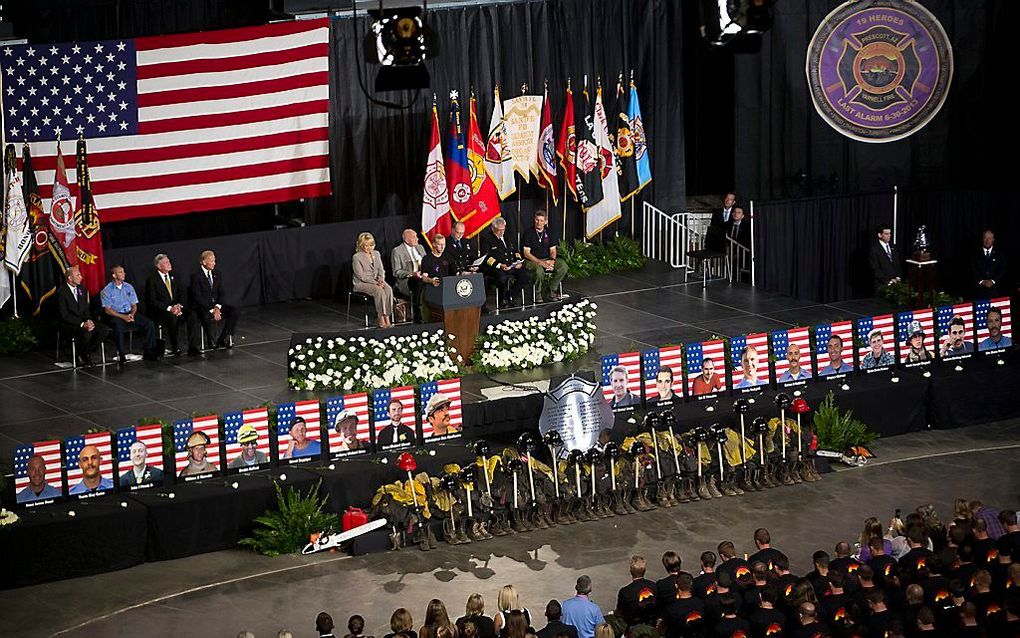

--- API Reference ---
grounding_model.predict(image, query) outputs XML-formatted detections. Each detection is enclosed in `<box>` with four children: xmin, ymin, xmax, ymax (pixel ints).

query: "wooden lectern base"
<box><xmin>428</xmin><ymin>304</ymin><xmax>482</xmax><ymax>363</ymax></box>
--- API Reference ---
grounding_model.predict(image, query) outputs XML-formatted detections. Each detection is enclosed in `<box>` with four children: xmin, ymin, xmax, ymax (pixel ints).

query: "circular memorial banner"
<box><xmin>806</xmin><ymin>0</ymin><xmax>953</xmax><ymax>143</ymax></box>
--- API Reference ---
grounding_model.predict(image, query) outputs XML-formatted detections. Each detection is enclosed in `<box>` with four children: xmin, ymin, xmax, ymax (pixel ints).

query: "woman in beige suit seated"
<box><xmin>353</xmin><ymin>232</ymin><xmax>395</xmax><ymax>328</ymax></box>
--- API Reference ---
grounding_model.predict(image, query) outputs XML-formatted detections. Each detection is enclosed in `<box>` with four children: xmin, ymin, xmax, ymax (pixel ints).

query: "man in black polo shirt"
<box><xmin>716</xmin><ymin>541</ymin><xmax>751</xmax><ymax>590</ymax></box>
<box><xmin>748</xmin><ymin>528</ymin><xmax>784</xmax><ymax>573</ymax></box>
<box><xmin>657</xmin><ymin>551</ymin><xmax>689</xmax><ymax>610</ymax></box>
<box><xmin>663</xmin><ymin>573</ymin><xmax>705</xmax><ymax>638</ymax></box>
<box><xmin>521</xmin><ymin>210</ymin><xmax>567</xmax><ymax>302</ymax></box>
<box><xmin>617</xmin><ymin>555</ymin><xmax>659</xmax><ymax>628</ymax></box>
<box><xmin>748</xmin><ymin>585</ymin><xmax>785</xmax><ymax>638</ymax></box>
<box><xmin>537</xmin><ymin>600</ymin><xmax>578</xmax><ymax>638</ymax></box>
<box><xmin>899</xmin><ymin>527</ymin><xmax>936</xmax><ymax>585</ymax></box>
<box><xmin>694</xmin><ymin>552</ymin><xmax>719</xmax><ymax>599</ymax></box>
<box><xmin>711</xmin><ymin>593</ymin><xmax>750</xmax><ymax>638</ymax></box>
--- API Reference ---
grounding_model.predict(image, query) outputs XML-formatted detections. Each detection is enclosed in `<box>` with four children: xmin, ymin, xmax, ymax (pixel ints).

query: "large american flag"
<box><xmin>856</xmin><ymin>314</ymin><xmax>895</xmax><ymax>363</ymax></box>
<box><xmin>600</xmin><ymin>352</ymin><xmax>642</xmax><ymax>403</ymax></box>
<box><xmin>372</xmin><ymin>386</ymin><xmax>416</xmax><ymax>439</ymax></box>
<box><xmin>936</xmin><ymin>302</ymin><xmax>974</xmax><ymax>356</ymax></box>
<box><xmin>420</xmin><ymin>378</ymin><xmax>463</xmax><ymax>438</ymax></box>
<box><xmin>815</xmin><ymin>320</ymin><xmax>854</xmax><ymax>372</ymax></box>
<box><xmin>223</xmin><ymin>408</ymin><xmax>271</xmax><ymax>466</ymax></box>
<box><xmin>730</xmin><ymin>332</ymin><xmax>769</xmax><ymax>386</ymax></box>
<box><xmin>3</xmin><ymin>19</ymin><xmax>331</xmax><ymax>222</ymax></box>
<box><xmin>685</xmin><ymin>340</ymin><xmax>726</xmax><ymax>395</ymax></box>
<box><xmin>13</xmin><ymin>440</ymin><xmax>62</xmax><ymax>498</ymax></box>
<box><xmin>325</xmin><ymin>392</ymin><xmax>371</xmax><ymax>456</ymax></box>
<box><xmin>976</xmin><ymin>297</ymin><xmax>1012</xmax><ymax>349</ymax></box>
<box><xmin>642</xmin><ymin>345</ymin><xmax>685</xmax><ymax>401</ymax></box>
<box><xmin>116</xmin><ymin>423</ymin><xmax>164</xmax><ymax>475</ymax></box>
<box><xmin>173</xmin><ymin>415</ymin><xmax>220</xmax><ymax>475</ymax></box>
<box><xmin>64</xmin><ymin>431</ymin><xmax>114</xmax><ymax>490</ymax></box>
<box><xmin>772</xmin><ymin>326</ymin><xmax>812</xmax><ymax>380</ymax></box>
<box><xmin>896</xmin><ymin>309</ymin><xmax>934</xmax><ymax>364</ymax></box>
<box><xmin>276</xmin><ymin>399</ymin><xmax>322</xmax><ymax>460</ymax></box>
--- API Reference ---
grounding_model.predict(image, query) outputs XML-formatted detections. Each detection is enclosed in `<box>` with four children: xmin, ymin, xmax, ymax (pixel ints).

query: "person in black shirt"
<box><xmin>997</xmin><ymin>510</ymin><xmax>1020</xmax><ymax>561</ymax></box>
<box><xmin>617</xmin><ymin>555</ymin><xmax>659</xmax><ymax>628</ymax></box>
<box><xmin>421</xmin><ymin>234</ymin><xmax>454</xmax><ymax>284</ymax></box>
<box><xmin>657</xmin><ymin>551</ymin><xmax>690</xmax><ymax>611</ymax></box>
<box><xmin>748</xmin><ymin>586</ymin><xmax>786</xmax><ymax>638</ymax></box>
<box><xmin>717</xmin><ymin>541</ymin><xmax>752</xmax><ymax>590</ymax></box>
<box><xmin>819</xmin><ymin>571</ymin><xmax>854</xmax><ymax>632</ymax></box>
<box><xmin>457</xmin><ymin>594</ymin><xmax>497</xmax><ymax>638</ymax></box>
<box><xmin>828</xmin><ymin>542</ymin><xmax>861</xmax><ymax>580</ymax></box>
<box><xmin>864</xmin><ymin>589</ymin><xmax>895</xmax><ymax>638</ymax></box>
<box><xmin>480</xmin><ymin>217</ymin><xmax>533</xmax><ymax>308</ymax></box>
<box><xmin>446</xmin><ymin>221</ymin><xmax>480</xmax><ymax>274</ymax></box>
<box><xmin>713</xmin><ymin>594</ymin><xmax>751</xmax><ymax>638</ymax></box>
<box><xmin>535</xmin><ymin>600</ymin><xmax>576</xmax><ymax>638</ymax></box>
<box><xmin>805</xmin><ymin>551</ymin><xmax>831</xmax><ymax>601</ymax></box>
<box><xmin>771</xmin><ymin>553</ymin><xmax>799</xmax><ymax>614</ymax></box>
<box><xmin>663</xmin><ymin>573</ymin><xmax>706</xmax><ymax>638</ymax></box>
<box><xmin>748</xmin><ymin>529</ymin><xmax>784</xmax><ymax>574</ymax></box>
<box><xmin>914</xmin><ymin>606</ymin><xmax>943</xmax><ymax>637</ymax></box>
<box><xmin>695</xmin><ymin>552</ymin><xmax>720</xmax><ymax>599</ymax></box>
<box><xmin>867</xmin><ymin>536</ymin><xmax>900</xmax><ymax>588</ymax></box>
<box><xmin>704</xmin><ymin>571</ymin><xmax>740</xmax><ymax>627</ymax></box>
<box><xmin>790</xmin><ymin>603</ymin><xmax>830</xmax><ymax>638</ymax></box>
<box><xmin>521</xmin><ymin>210</ymin><xmax>567</xmax><ymax>302</ymax></box>
<box><xmin>900</xmin><ymin>527</ymin><xmax>937</xmax><ymax>585</ymax></box>
<box><xmin>970</xmin><ymin>518</ymin><xmax>998</xmax><ymax>566</ymax></box>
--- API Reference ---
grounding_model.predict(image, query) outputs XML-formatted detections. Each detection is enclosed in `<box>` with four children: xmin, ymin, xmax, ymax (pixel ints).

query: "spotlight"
<box><xmin>363</xmin><ymin>6</ymin><xmax>439</xmax><ymax>91</ymax></box>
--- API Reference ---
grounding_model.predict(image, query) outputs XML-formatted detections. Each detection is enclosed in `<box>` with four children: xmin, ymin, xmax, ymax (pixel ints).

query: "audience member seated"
<box><xmin>385</xmin><ymin>608</ymin><xmax>416</xmax><ymax>638</ymax></box>
<box><xmin>420</xmin><ymin>599</ymin><xmax>458</xmax><ymax>638</ymax></box>
<box><xmin>447</xmin><ymin>221</ymin><xmax>480</xmax><ymax>274</ymax></box>
<box><xmin>494</xmin><ymin>585</ymin><xmax>532</xmax><ymax>637</ymax></box>
<box><xmin>616</xmin><ymin>555</ymin><xmax>658</xmax><ymax>628</ymax></box>
<box><xmin>101</xmin><ymin>264</ymin><xmax>159</xmax><ymax>365</ymax></box>
<box><xmin>56</xmin><ymin>265</ymin><xmax>110</xmax><ymax>367</ymax></box>
<box><xmin>536</xmin><ymin>600</ymin><xmax>576</xmax><ymax>638</ymax></box>
<box><xmin>457</xmin><ymin>594</ymin><xmax>496</xmax><ymax>638</ymax></box>
<box><xmin>521</xmin><ymin>210</ymin><xmax>567</xmax><ymax>302</ymax></box>
<box><xmin>480</xmin><ymin>217</ymin><xmax>532</xmax><ymax>308</ymax></box>
<box><xmin>353</xmin><ymin>232</ymin><xmax>395</xmax><ymax>328</ymax></box>
<box><xmin>145</xmin><ymin>253</ymin><xmax>188</xmax><ymax>357</ymax></box>
<box><xmin>188</xmin><ymin>249</ymin><xmax>240</xmax><ymax>354</ymax></box>
<box><xmin>560</xmin><ymin>576</ymin><xmax>604</xmax><ymax>638</ymax></box>
<box><xmin>392</xmin><ymin>228</ymin><xmax>427</xmax><ymax>323</ymax></box>
<box><xmin>318</xmin><ymin>611</ymin><xmax>337</xmax><ymax>638</ymax></box>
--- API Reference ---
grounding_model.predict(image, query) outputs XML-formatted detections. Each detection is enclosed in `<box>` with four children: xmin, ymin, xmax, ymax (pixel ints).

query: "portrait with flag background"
<box><xmin>326</xmin><ymin>392</ymin><xmax>371</xmax><ymax>459</ymax></box>
<box><xmin>975</xmin><ymin>297</ymin><xmax>1011</xmax><ymax>353</ymax></box>
<box><xmin>896</xmin><ymin>308</ymin><xmax>935</xmax><ymax>366</ymax></box>
<box><xmin>815</xmin><ymin>320</ymin><xmax>855</xmax><ymax>376</ymax></box>
<box><xmin>642</xmin><ymin>345</ymin><xmax>684</xmax><ymax>404</ymax></box>
<box><xmin>856</xmin><ymin>314</ymin><xmax>895</xmax><ymax>372</ymax></box>
<box><xmin>936</xmin><ymin>302</ymin><xmax>975</xmax><ymax>361</ymax></box>
<box><xmin>115</xmin><ymin>423</ymin><xmax>164</xmax><ymax>491</ymax></box>
<box><xmin>686</xmin><ymin>339</ymin><xmax>727</xmax><ymax>398</ymax></box>
<box><xmin>14</xmin><ymin>439</ymin><xmax>62</xmax><ymax>506</ymax></box>
<box><xmin>730</xmin><ymin>332</ymin><xmax>770</xmax><ymax>391</ymax></box>
<box><xmin>373</xmin><ymin>386</ymin><xmax>417</xmax><ymax>451</ymax></box>
<box><xmin>772</xmin><ymin>326</ymin><xmax>813</xmax><ymax>385</ymax></box>
<box><xmin>601</xmin><ymin>351</ymin><xmax>642</xmax><ymax>411</ymax></box>
<box><xmin>276</xmin><ymin>399</ymin><xmax>323</xmax><ymax>465</ymax></box>
<box><xmin>419</xmin><ymin>377</ymin><xmax>462</xmax><ymax>442</ymax></box>
<box><xmin>224</xmin><ymin>408</ymin><xmax>272</xmax><ymax>474</ymax></box>
<box><xmin>173</xmin><ymin>415</ymin><xmax>222</xmax><ymax>481</ymax></box>
<box><xmin>64</xmin><ymin>431</ymin><xmax>115</xmax><ymax>499</ymax></box>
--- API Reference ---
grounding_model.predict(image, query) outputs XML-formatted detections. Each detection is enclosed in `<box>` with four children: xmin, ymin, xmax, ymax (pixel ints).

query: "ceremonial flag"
<box><xmin>223</xmin><ymin>408</ymin><xmax>271</xmax><ymax>471</ymax></box>
<box><xmin>573</xmin><ymin>85</ymin><xmax>603</xmax><ymax>209</ymax></box>
<box><xmin>485</xmin><ymin>87</ymin><xmax>516</xmax><ymax>200</ymax></box>
<box><xmin>976</xmin><ymin>297</ymin><xmax>1012</xmax><ymax>351</ymax></box>
<box><xmin>115</xmin><ymin>423</ymin><xmax>164</xmax><ymax>486</ymax></box>
<box><xmin>772</xmin><ymin>326</ymin><xmax>813</xmax><ymax>381</ymax></box>
<box><xmin>419</xmin><ymin>377</ymin><xmax>463</xmax><ymax>439</ymax></box>
<box><xmin>627</xmin><ymin>79</ymin><xmax>652</xmax><ymax>195</ymax></box>
<box><xmin>445</xmin><ymin>93</ymin><xmax>474</xmax><ymax>243</ymax></box>
<box><xmin>173</xmin><ymin>415</ymin><xmax>221</xmax><ymax>477</ymax></box>
<box><xmin>600</xmin><ymin>352</ymin><xmax>642</xmax><ymax>404</ymax></box>
<box><xmin>556</xmin><ymin>86</ymin><xmax>578</xmax><ymax>202</ymax></box>
<box><xmin>74</xmin><ymin>137</ymin><xmax>106</xmax><ymax>295</ymax></box>
<box><xmin>730</xmin><ymin>332</ymin><xmax>769</xmax><ymax>388</ymax></box>
<box><xmin>459</xmin><ymin>96</ymin><xmax>501</xmax><ymax>238</ymax></box>
<box><xmin>896</xmin><ymin>309</ymin><xmax>935</xmax><ymax>364</ymax></box>
<box><xmin>3</xmin><ymin>146</ymin><xmax>31</xmax><ymax>278</ymax></box>
<box><xmin>48</xmin><ymin>142</ymin><xmax>77</xmax><ymax>266</ymax></box>
<box><xmin>615</xmin><ymin>79</ymin><xmax>641</xmax><ymax>201</ymax></box>
<box><xmin>13</xmin><ymin>440</ymin><xmax>62</xmax><ymax>505</ymax></box>
<box><xmin>18</xmin><ymin>144</ymin><xmax>66</xmax><ymax>315</ymax></box>
<box><xmin>2</xmin><ymin>20</ymin><xmax>332</xmax><ymax>222</ymax></box>
<box><xmin>815</xmin><ymin>320</ymin><xmax>855</xmax><ymax>374</ymax></box>
<box><xmin>585</xmin><ymin>87</ymin><xmax>622</xmax><ymax>238</ymax></box>
<box><xmin>642</xmin><ymin>345</ymin><xmax>684</xmax><ymax>402</ymax></box>
<box><xmin>276</xmin><ymin>399</ymin><xmax>322</xmax><ymax>463</ymax></box>
<box><xmin>421</xmin><ymin>102</ymin><xmax>452</xmax><ymax>245</ymax></box>
<box><xmin>685</xmin><ymin>340</ymin><xmax>727</xmax><ymax>396</ymax></box>
<box><xmin>325</xmin><ymin>392</ymin><xmax>371</xmax><ymax>458</ymax></box>
<box><xmin>64</xmin><ymin>431</ymin><xmax>115</xmax><ymax>496</ymax></box>
<box><xmin>503</xmin><ymin>94</ymin><xmax>543</xmax><ymax>181</ymax></box>
<box><xmin>535</xmin><ymin>87</ymin><xmax>560</xmax><ymax>204</ymax></box>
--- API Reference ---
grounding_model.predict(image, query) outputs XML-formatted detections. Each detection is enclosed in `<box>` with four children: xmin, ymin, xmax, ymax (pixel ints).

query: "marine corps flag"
<box><xmin>485</xmin><ymin>87</ymin><xmax>516</xmax><ymax>200</ymax></box>
<box><xmin>75</xmin><ymin>137</ymin><xmax>106</xmax><ymax>296</ymax></box>
<box><xmin>49</xmin><ymin>142</ymin><xmax>78</xmax><ymax>267</ymax></box>
<box><xmin>445</xmin><ymin>92</ymin><xmax>474</xmax><ymax>242</ymax></box>
<box><xmin>421</xmin><ymin>101</ymin><xmax>452</xmax><ymax>245</ymax></box>
<box><xmin>585</xmin><ymin>87</ymin><xmax>622</xmax><ymax>238</ymax></box>
<box><xmin>535</xmin><ymin>86</ymin><xmax>560</xmax><ymax>205</ymax></box>
<box><xmin>19</xmin><ymin>144</ymin><xmax>66</xmax><ymax>316</ymax></box>
<box><xmin>573</xmin><ymin>83</ymin><xmax>604</xmax><ymax>210</ymax></box>
<box><xmin>463</xmin><ymin>95</ymin><xmax>502</xmax><ymax>237</ymax></box>
<box><xmin>556</xmin><ymin>85</ymin><xmax>578</xmax><ymax>202</ymax></box>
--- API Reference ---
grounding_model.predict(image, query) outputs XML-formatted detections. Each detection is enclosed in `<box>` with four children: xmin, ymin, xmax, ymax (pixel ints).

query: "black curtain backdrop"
<box><xmin>754</xmin><ymin>191</ymin><xmax>895</xmax><ymax>302</ymax></box>
<box><xmin>733</xmin><ymin>1</ymin><xmax>1020</xmax><ymax>202</ymax></box>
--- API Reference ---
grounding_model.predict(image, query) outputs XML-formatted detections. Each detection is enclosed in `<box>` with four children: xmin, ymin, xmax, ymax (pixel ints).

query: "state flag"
<box><xmin>627</xmin><ymin>79</ymin><xmax>652</xmax><ymax>195</ymax></box>
<box><xmin>48</xmin><ymin>142</ymin><xmax>78</xmax><ymax>266</ymax></box>
<box><xmin>615</xmin><ymin>79</ymin><xmax>640</xmax><ymax>201</ymax></box>
<box><xmin>3</xmin><ymin>145</ymin><xmax>31</xmax><ymax>278</ymax></box>
<box><xmin>445</xmin><ymin>93</ymin><xmax>474</xmax><ymax>244</ymax></box>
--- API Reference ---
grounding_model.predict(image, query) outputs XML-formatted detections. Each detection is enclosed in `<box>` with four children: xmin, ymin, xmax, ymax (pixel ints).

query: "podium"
<box><xmin>424</xmin><ymin>274</ymin><xmax>486</xmax><ymax>363</ymax></box>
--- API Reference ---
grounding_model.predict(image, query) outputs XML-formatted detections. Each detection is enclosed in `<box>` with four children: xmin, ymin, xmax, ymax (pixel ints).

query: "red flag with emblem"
<box><xmin>460</xmin><ymin>96</ymin><xmax>502</xmax><ymax>238</ymax></box>
<box><xmin>445</xmin><ymin>93</ymin><xmax>474</xmax><ymax>234</ymax></box>
<box><xmin>535</xmin><ymin>87</ymin><xmax>560</xmax><ymax>205</ymax></box>
<box><xmin>421</xmin><ymin>102</ymin><xmax>452</xmax><ymax>245</ymax></box>
<box><xmin>48</xmin><ymin>142</ymin><xmax>78</xmax><ymax>267</ymax></box>
<box><xmin>74</xmin><ymin>137</ymin><xmax>106</xmax><ymax>296</ymax></box>
<box><xmin>556</xmin><ymin>86</ymin><xmax>578</xmax><ymax>202</ymax></box>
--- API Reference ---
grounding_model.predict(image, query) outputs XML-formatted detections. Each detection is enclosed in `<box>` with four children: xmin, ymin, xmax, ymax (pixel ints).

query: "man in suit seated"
<box><xmin>446</xmin><ymin>221</ymin><xmax>479</xmax><ymax>274</ymax></box>
<box><xmin>391</xmin><ymin>228</ymin><xmax>427</xmax><ymax>323</ymax></box>
<box><xmin>146</xmin><ymin>253</ymin><xmax>187</xmax><ymax>357</ymax></box>
<box><xmin>56</xmin><ymin>265</ymin><xmax>110</xmax><ymax>367</ymax></box>
<box><xmin>728</xmin><ymin>207</ymin><xmax>750</xmax><ymax>248</ymax></box>
<box><xmin>868</xmin><ymin>225</ymin><xmax>901</xmax><ymax>295</ymax></box>
<box><xmin>970</xmin><ymin>230</ymin><xmax>1006</xmax><ymax>300</ymax></box>
<box><xmin>188</xmin><ymin>250</ymin><xmax>240</xmax><ymax>355</ymax></box>
<box><xmin>101</xmin><ymin>265</ymin><xmax>159</xmax><ymax>365</ymax></box>
<box><xmin>480</xmin><ymin>216</ymin><xmax>533</xmax><ymax>308</ymax></box>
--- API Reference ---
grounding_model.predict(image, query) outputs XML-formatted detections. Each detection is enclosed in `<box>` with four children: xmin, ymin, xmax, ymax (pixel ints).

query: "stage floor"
<box><xmin>3</xmin><ymin>421</ymin><xmax>1019</xmax><ymax>638</ymax></box>
<box><xmin>0</xmin><ymin>261</ymin><xmax>899</xmax><ymax>468</ymax></box>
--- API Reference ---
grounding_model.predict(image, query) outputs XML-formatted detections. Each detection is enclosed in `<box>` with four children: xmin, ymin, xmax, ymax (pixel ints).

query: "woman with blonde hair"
<box><xmin>353</xmin><ymin>231</ymin><xmax>395</xmax><ymax>328</ymax></box>
<box><xmin>457</xmin><ymin>594</ymin><xmax>495</xmax><ymax>638</ymax></box>
<box><xmin>385</xmin><ymin>608</ymin><xmax>417</xmax><ymax>638</ymax></box>
<box><xmin>593</xmin><ymin>624</ymin><xmax>614</xmax><ymax>638</ymax></box>
<box><xmin>493</xmin><ymin>585</ymin><xmax>531</xmax><ymax>635</ymax></box>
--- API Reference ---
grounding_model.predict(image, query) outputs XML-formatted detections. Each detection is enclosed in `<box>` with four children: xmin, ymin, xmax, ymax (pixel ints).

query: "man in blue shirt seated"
<box><xmin>101</xmin><ymin>265</ymin><xmax>159</xmax><ymax>365</ymax></box>
<box><xmin>561</xmin><ymin>575</ymin><xmax>605</xmax><ymax>638</ymax></box>
<box><xmin>979</xmin><ymin>307</ymin><xmax>1012</xmax><ymax>351</ymax></box>
<box><xmin>17</xmin><ymin>454</ymin><xmax>62</xmax><ymax>503</ymax></box>
<box><xmin>69</xmin><ymin>444</ymin><xmax>114</xmax><ymax>495</ymax></box>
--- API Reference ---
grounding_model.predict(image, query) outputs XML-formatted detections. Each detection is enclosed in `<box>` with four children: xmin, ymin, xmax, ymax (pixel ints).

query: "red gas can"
<box><xmin>342</xmin><ymin>507</ymin><xmax>369</xmax><ymax>531</ymax></box>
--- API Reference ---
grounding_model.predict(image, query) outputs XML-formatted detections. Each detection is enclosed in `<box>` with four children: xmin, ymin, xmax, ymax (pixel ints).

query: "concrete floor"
<box><xmin>5</xmin><ymin>421</ymin><xmax>1019</xmax><ymax>638</ymax></box>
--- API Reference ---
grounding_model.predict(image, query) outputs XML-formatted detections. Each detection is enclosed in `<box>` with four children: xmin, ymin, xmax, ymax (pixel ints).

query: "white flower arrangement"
<box><xmin>471</xmin><ymin>299</ymin><xmax>598</xmax><ymax>372</ymax></box>
<box><xmin>0</xmin><ymin>507</ymin><xmax>19</xmax><ymax>527</ymax></box>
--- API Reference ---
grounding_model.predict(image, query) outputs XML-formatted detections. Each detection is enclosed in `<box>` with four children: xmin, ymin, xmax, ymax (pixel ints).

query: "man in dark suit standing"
<box><xmin>56</xmin><ymin>265</ymin><xmax>110</xmax><ymax>366</ymax></box>
<box><xmin>707</xmin><ymin>192</ymin><xmax>737</xmax><ymax>252</ymax></box>
<box><xmin>187</xmin><ymin>250</ymin><xmax>240</xmax><ymax>355</ymax></box>
<box><xmin>146</xmin><ymin>253</ymin><xmax>187</xmax><ymax>356</ymax></box>
<box><xmin>446</xmin><ymin>221</ymin><xmax>479</xmax><ymax>274</ymax></box>
<box><xmin>480</xmin><ymin>217</ymin><xmax>533</xmax><ymax>308</ymax></box>
<box><xmin>970</xmin><ymin>230</ymin><xmax>1006</xmax><ymax>300</ymax></box>
<box><xmin>868</xmin><ymin>225</ymin><xmax>901</xmax><ymax>294</ymax></box>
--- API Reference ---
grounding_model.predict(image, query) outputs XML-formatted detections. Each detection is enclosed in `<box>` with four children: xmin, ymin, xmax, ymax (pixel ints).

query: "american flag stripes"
<box><xmin>976</xmin><ymin>297</ymin><xmax>1012</xmax><ymax>351</ymax></box>
<box><xmin>896</xmin><ymin>309</ymin><xmax>934</xmax><ymax>364</ymax></box>
<box><xmin>173</xmin><ymin>415</ymin><xmax>220</xmax><ymax>476</ymax></box>
<box><xmin>686</xmin><ymin>340</ymin><xmax>726</xmax><ymax>395</ymax></box>
<box><xmin>116</xmin><ymin>423</ymin><xmax>164</xmax><ymax>475</ymax></box>
<box><xmin>420</xmin><ymin>377</ymin><xmax>462</xmax><ymax>439</ymax></box>
<box><xmin>730</xmin><ymin>332</ymin><xmax>769</xmax><ymax>387</ymax></box>
<box><xmin>5</xmin><ymin>19</ymin><xmax>331</xmax><ymax>222</ymax></box>
<box><xmin>815</xmin><ymin>320</ymin><xmax>854</xmax><ymax>374</ymax></box>
<box><xmin>223</xmin><ymin>408</ymin><xmax>271</xmax><ymax>468</ymax></box>
<box><xmin>601</xmin><ymin>352</ymin><xmax>642</xmax><ymax>403</ymax></box>
<box><xmin>936</xmin><ymin>302</ymin><xmax>974</xmax><ymax>358</ymax></box>
<box><xmin>372</xmin><ymin>386</ymin><xmax>416</xmax><ymax>443</ymax></box>
<box><xmin>325</xmin><ymin>393</ymin><xmax>371</xmax><ymax>457</ymax></box>
<box><xmin>13</xmin><ymin>440</ymin><xmax>62</xmax><ymax>503</ymax></box>
<box><xmin>772</xmin><ymin>326</ymin><xmax>812</xmax><ymax>382</ymax></box>
<box><xmin>856</xmin><ymin>314</ymin><xmax>895</xmax><ymax>370</ymax></box>
<box><xmin>276</xmin><ymin>400</ymin><xmax>321</xmax><ymax>461</ymax></box>
<box><xmin>642</xmin><ymin>346</ymin><xmax>685</xmax><ymax>402</ymax></box>
<box><xmin>64</xmin><ymin>431</ymin><xmax>114</xmax><ymax>494</ymax></box>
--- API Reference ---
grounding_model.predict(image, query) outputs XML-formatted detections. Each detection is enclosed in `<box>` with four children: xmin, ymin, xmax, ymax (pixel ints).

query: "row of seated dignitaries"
<box><xmin>353</xmin><ymin>212</ymin><xmax>568</xmax><ymax>328</ymax></box>
<box><xmin>56</xmin><ymin>250</ymin><xmax>241</xmax><ymax>366</ymax></box>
